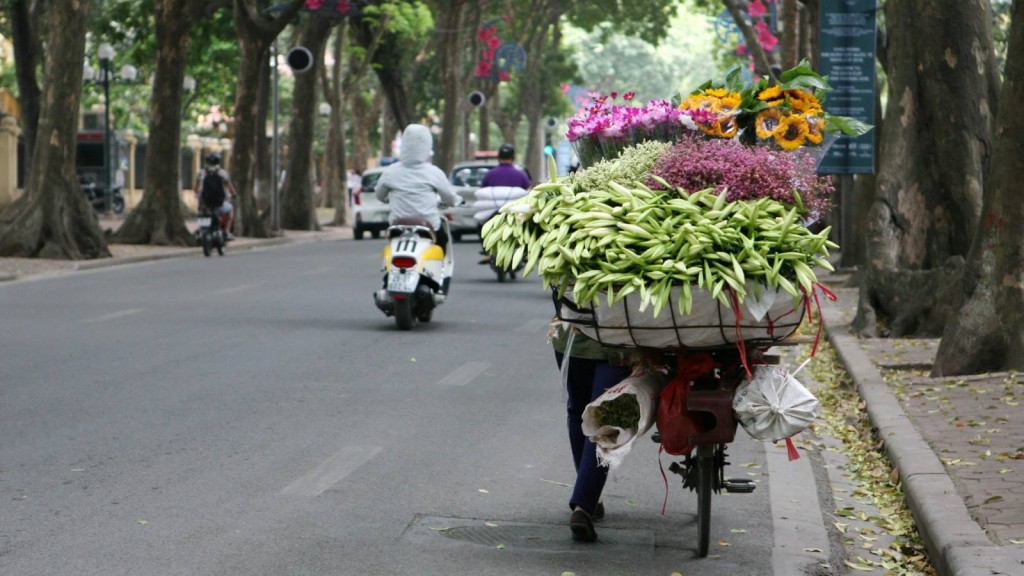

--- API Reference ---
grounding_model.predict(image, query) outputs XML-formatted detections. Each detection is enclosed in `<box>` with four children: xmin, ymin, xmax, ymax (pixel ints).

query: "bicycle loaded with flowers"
<box><xmin>481</xmin><ymin>60</ymin><xmax>871</xmax><ymax>554</ymax></box>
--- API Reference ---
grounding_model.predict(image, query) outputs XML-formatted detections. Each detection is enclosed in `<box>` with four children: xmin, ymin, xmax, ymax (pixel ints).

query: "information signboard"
<box><xmin>818</xmin><ymin>0</ymin><xmax>878</xmax><ymax>174</ymax></box>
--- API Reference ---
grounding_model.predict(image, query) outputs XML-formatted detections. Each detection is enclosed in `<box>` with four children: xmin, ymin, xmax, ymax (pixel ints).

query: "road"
<box><xmin>0</xmin><ymin>238</ymin><xmax>832</xmax><ymax>576</ymax></box>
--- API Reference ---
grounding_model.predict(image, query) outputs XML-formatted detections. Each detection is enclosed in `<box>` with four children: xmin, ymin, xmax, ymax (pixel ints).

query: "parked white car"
<box><xmin>353</xmin><ymin>167</ymin><xmax>389</xmax><ymax>240</ymax></box>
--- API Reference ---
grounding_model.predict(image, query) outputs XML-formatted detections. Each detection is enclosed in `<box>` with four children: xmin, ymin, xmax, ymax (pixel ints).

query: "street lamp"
<box><xmin>83</xmin><ymin>43</ymin><xmax>137</xmax><ymax>214</ymax></box>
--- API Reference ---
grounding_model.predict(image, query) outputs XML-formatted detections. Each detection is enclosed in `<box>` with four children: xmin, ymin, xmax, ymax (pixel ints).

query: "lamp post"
<box><xmin>83</xmin><ymin>43</ymin><xmax>137</xmax><ymax>214</ymax></box>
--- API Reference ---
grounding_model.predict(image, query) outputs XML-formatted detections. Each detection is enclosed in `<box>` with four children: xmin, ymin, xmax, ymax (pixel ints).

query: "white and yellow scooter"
<box><xmin>373</xmin><ymin>218</ymin><xmax>454</xmax><ymax>330</ymax></box>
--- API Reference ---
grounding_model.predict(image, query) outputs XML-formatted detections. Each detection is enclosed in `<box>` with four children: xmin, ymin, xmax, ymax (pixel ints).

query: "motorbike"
<box><xmin>80</xmin><ymin>177</ymin><xmax>125</xmax><ymax>214</ymax></box>
<box><xmin>473</xmin><ymin>186</ymin><xmax>528</xmax><ymax>282</ymax></box>
<box><xmin>373</xmin><ymin>217</ymin><xmax>454</xmax><ymax>330</ymax></box>
<box><xmin>195</xmin><ymin>206</ymin><xmax>228</xmax><ymax>257</ymax></box>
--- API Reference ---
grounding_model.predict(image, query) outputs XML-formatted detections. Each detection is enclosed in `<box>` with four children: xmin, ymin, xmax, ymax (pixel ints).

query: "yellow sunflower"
<box><xmin>705</xmin><ymin>87</ymin><xmax>730</xmax><ymax>98</ymax></box>
<box><xmin>774</xmin><ymin>114</ymin><xmax>809</xmax><ymax>150</ymax></box>
<box><xmin>755</xmin><ymin>108</ymin><xmax>783</xmax><ymax>139</ymax></box>
<box><xmin>757</xmin><ymin>85</ymin><xmax>784</xmax><ymax>107</ymax></box>
<box><xmin>786</xmin><ymin>89</ymin><xmax>822</xmax><ymax>114</ymax></box>
<box><xmin>680</xmin><ymin>94</ymin><xmax>714</xmax><ymax>113</ymax></box>
<box><xmin>804</xmin><ymin>114</ymin><xmax>825</xmax><ymax>144</ymax></box>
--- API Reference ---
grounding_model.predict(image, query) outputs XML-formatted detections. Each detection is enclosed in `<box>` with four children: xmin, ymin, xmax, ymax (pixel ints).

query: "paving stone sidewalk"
<box><xmin>821</xmin><ymin>279</ymin><xmax>1024</xmax><ymax>576</ymax></box>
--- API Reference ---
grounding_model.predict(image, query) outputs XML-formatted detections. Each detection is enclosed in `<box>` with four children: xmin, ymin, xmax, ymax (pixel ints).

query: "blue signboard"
<box><xmin>818</xmin><ymin>0</ymin><xmax>877</xmax><ymax>174</ymax></box>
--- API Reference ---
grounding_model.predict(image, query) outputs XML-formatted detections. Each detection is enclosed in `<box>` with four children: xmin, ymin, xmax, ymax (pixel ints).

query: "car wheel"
<box><xmin>354</xmin><ymin>226</ymin><xmax>365</xmax><ymax>240</ymax></box>
<box><xmin>452</xmin><ymin>232</ymin><xmax>463</xmax><ymax>242</ymax></box>
<box><xmin>371</xmin><ymin>230</ymin><xmax>381</xmax><ymax>239</ymax></box>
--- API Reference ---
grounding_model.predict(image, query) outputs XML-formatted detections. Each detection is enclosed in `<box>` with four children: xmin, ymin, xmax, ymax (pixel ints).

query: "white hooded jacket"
<box><xmin>374</xmin><ymin>124</ymin><xmax>460</xmax><ymax>229</ymax></box>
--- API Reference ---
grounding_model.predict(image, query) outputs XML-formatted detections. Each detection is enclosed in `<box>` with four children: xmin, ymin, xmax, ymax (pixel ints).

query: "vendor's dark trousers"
<box><xmin>555</xmin><ymin>352</ymin><xmax>632</xmax><ymax>516</ymax></box>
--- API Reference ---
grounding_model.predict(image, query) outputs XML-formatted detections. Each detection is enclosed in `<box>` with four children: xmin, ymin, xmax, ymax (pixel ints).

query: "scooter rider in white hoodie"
<box><xmin>374</xmin><ymin>124</ymin><xmax>463</xmax><ymax>254</ymax></box>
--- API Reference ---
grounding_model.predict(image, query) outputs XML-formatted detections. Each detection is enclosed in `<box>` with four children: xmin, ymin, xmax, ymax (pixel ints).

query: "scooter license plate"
<box><xmin>387</xmin><ymin>269</ymin><xmax>418</xmax><ymax>292</ymax></box>
<box><xmin>197</xmin><ymin>217</ymin><xmax>212</xmax><ymax>227</ymax></box>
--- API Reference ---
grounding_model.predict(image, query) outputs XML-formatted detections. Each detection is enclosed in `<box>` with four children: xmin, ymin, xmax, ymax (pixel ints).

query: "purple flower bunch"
<box><xmin>647</xmin><ymin>134</ymin><xmax>834</xmax><ymax>217</ymax></box>
<box><xmin>566</xmin><ymin>93</ymin><xmax>690</xmax><ymax>167</ymax></box>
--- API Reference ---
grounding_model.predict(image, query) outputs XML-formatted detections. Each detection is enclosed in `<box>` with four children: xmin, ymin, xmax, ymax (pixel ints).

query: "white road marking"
<box><xmin>84</xmin><ymin>309</ymin><xmax>143</xmax><ymax>323</ymax></box>
<box><xmin>437</xmin><ymin>361</ymin><xmax>490</xmax><ymax>387</ymax></box>
<box><xmin>281</xmin><ymin>446</ymin><xmax>382</xmax><ymax>497</ymax></box>
<box><xmin>217</xmin><ymin>283</ymin><xmax>261</xmax><ymax>294</ymax></box>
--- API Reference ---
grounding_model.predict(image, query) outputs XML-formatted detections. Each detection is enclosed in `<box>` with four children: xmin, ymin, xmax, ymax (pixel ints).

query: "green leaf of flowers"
<box><xmin>825</xmin><ymin>114</ymin><xmax>874</xmax><ymax>136</ymax></box>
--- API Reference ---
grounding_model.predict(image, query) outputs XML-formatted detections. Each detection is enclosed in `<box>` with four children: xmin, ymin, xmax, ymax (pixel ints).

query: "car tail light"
<box><xmin>392</xmin><ymin>256</ymin><xmax>417</xmax><ymax>269</ymax></box>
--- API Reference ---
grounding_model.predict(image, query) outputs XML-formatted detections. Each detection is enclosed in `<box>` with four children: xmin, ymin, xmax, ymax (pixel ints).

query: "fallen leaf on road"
<box><xmin>844</xmin><ymin>559</ymin><xmax>874</xmax><ymax>571</ymax></box>
<box><xmin>485</xmin><ymin>522</ymin><xmax>499</xmax><ymax>527</ymax></box>
<box><xmin>138</xmin><ymin>520</ymin><xmax>149</xmax><ymax>525</ymax></box>
<box><xmin>541</xmin><ymin>478</ymin><xmax>571</xmax><ymax>488</ymax></box>
<box><xmin>478</xmin><ymin>489</ymin><xmax>489</xmax><ymax>494</ymax></box>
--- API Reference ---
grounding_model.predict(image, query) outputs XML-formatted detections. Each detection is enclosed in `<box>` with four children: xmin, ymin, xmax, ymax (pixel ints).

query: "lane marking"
<box><xmin>281</xmin><ymin>445</ymin><xmax>382</xmax><ymax>497</ymax></box>
<box><xmin>84</xmin><ymin>309</ymin><xmax>143</xmax><ymax>323</ymax></box>
<box><xmin>515</xmin><ymin>318</ymin><xmax>552</xmax><ymax>333</ymax></box>
<box><xmin>217</xmin><ymin>283</ymin><xmax>261</xmax><ymax>294</ymax></box>
<box><xmin>437</xmin><ymin>361</ymin><xmax>490</xmax><ymax>387</ymax></box>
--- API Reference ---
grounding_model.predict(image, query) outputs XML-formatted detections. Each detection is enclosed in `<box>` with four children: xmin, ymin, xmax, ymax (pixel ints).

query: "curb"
<box><xmin>820</xmin><ymin>289</ymin><xmax>1024</xmax><ymax>576</ymax></box>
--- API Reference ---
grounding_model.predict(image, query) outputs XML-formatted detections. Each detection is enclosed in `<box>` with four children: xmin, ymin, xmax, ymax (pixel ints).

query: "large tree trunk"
<box><xmin>435</xmin><ymin>0</ymin><xmax>466</xmax><ymax>175</ymax></box>
<box><xmin>229</xmin><ymin>0</ymin><xmax>302</xmax><ymax>238</ymax></box>
<box><xmin>0</xmin><ymin>0</ymin><xmax>108</xmax><ymax>259</ymax></box>
<box><xmin>320</xmin><ymin>26</ymin><xmax>345</xmax><ymax>215</ymax></box>
<box><xmin>10</xmin><ymin>0</ymin><xmax>42</xmax><ymax>178</ymax></box>
<box><xmin>115</xmin><ymin>0</ymin><xmax>202</xmax><ymax>246</ymax></box>
<box><xmin>852</xmin><ymin>0</ymin><xmax>1000</xmax><ymax>337</ymax></box>
<box><xmin>934</xmin><ymin>0</ymin><xmax>1024</xmax><ymax>375</ymax></box>
<box><xmin>280</xmin><ymin>16</ymin><xmax>333</xmax><ymax>231</ymax></box>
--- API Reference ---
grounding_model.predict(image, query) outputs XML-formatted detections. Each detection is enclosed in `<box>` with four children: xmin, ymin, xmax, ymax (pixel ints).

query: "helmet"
<box><xmin>497</xmin><ymin>143</ymin><xmax>515</xmax><ymax>160</ymax></box>
<box><xmin>205</xmin><ymin>153</ymin><xmax>221</xmax><ymax>165</ymax></box>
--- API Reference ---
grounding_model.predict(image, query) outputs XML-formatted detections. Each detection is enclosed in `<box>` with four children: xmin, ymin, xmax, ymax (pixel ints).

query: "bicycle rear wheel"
<box><xmin>695</xmin><ymin>444</ymin><xmax>715</xmax><ymax>557</ymax></box>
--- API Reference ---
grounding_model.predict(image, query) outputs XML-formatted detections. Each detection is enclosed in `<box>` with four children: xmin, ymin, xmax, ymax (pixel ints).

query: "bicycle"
<box><xmin>650</xmin><ymin>344</ymin><xmax>783</xmax><ymax>557</ymax></box>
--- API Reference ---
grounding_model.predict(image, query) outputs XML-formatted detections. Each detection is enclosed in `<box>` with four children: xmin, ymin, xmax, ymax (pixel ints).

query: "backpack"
<box><xmin>201</xmin><ymin>169</ymin><xmax>226</xmax><ymax>208</ymax></box>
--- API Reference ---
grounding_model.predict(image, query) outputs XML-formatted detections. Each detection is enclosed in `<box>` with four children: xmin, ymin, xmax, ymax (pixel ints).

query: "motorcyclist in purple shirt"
<box><xmin>478</xmin><ymin>143</ymin><xmax>531</xmax><ymax>264</ymax></box>
<box><xmin>481</xmin><ymin>143</ymin><xmax>532</xmax><ymax>189</ymax></box>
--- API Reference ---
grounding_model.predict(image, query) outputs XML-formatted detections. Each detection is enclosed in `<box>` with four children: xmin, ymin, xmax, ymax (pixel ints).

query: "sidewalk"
<box><xmin>0</xmin><ymin>212</ymin><xmax>351</xmax><ymax>283</ymax></box>
<box><xmin>819</xmin><ymin>272</ymin><xmax>1024</xmax><ymax>576</ymax></box>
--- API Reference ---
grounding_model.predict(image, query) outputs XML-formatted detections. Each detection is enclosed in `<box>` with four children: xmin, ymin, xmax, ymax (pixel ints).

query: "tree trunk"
<box><xmin>780</xmin><ymin>0</ymin><xmax>800</xmax><ymax>69</ymax></box>
<box><xmin>0</xmin><ymin>0</ymin><xmax>109</xmax><ymax>259</ymax></box>
<box><xmin>722</xmin><ymin>0</ymin><xmax>779</xmax><ymax>82</ymax></box>
<box><xmin>852</xmin><ymin>0</ymin><xmax>1000</xmax><ymax>337</ymax></box>
<box><xmin>10</xmin><ymin>0</ymin><xmax>41</xmax><ymax>178</ymax></box>
<box><xmin>115</xmin><ymin>0</ymin><xmax>202</xmax><ymax>246</ymax></box>
<box><xmin>280</xmin><ymin>16</ymin><xmax>333</xmax><ymax>231</ymax></box>
<box><xmin>229</xmin><ymin>0</ymin><xmax>302</xmax><ymax>238</ymax></box>
<box><xmin>435</xmin><ymin>0</ymin><xmax>466</xmax><ymax>175</ymax></box>
<box><xmin>934</xmin><ymin>0</ymin><xmax>1024</xmax><ymax>375</ymax></box>
<box><xmin>322</xmin><ymin>29</ymin><xmax>345</xmax><ymax>217</ymax></box>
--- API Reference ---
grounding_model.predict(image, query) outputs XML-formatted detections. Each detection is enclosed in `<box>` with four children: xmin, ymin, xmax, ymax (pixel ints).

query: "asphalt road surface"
<box><xmin>0</xmin><ymin>238</ymin><xmax>831</xmax><ymax>576</ymax></box>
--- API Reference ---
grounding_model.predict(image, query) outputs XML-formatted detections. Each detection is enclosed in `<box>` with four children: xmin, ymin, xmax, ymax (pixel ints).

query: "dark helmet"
<box><xmin>205</xmin><ymin>153</ymin><xmax>221</xmax><ymax>165</ymax></box>
<box><xmin>497</xmin><ymin>143</ymin><xmax>515</xmax><ymax>160</ymax></box>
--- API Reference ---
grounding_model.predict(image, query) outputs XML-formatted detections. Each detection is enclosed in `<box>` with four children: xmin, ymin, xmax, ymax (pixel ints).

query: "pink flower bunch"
<box><xmin>566</xmin><ymin>93</ymin><xmax>694</xmax><ymax>167</ymax></box>
<box><xmin>647</xmin><ymin>134</ymin><xmax>834</xmax><ymax>217</ymax></box>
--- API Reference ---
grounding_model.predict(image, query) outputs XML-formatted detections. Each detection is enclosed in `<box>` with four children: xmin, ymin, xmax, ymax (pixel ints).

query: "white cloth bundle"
<box><xmin>472</xmin><ymin>186</ymin><xmax>529</xmax><ymax>224</ymax></box>
<box><xmin>581</xmin><ymin>371</ymin><xmax>667</xmax><ymax>470</ymax></box>
<box><xmin>732</xmin><ymin>360</ymin><xmax>820</xmax><ymax>441</ymax></box>
<box><xmin>558</xmin><ymin>283</ymin><xmax>804</xmax><ymax>349</ymax></box>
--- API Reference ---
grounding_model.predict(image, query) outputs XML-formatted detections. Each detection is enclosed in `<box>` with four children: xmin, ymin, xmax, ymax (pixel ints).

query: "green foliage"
<box><xmin>566</xmin><ymin>0</ymin><xmax>680</xmax><ymax>45</ymax></box>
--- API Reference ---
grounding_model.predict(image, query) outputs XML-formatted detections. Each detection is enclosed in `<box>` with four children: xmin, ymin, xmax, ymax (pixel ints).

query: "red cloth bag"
<box><xmin>656</xmin><ymin>353</ymin><xmax>720</xmax><ymax>455</ymax></box>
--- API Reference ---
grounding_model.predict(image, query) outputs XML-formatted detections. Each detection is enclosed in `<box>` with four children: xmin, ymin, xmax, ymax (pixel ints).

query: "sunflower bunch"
<box><xmin>678</xmin><ymin>87</ymin><xmax>743</xmax><ymax>139</ymax></box>
<box><xmin>751</xmin><ymin>85</ymin><xmax>827</xmax><ymax>150</ymax></box>
<box><xmin>672</xmin><ymin>59</ymin><xmax>872</xmax><ymax>153</ymax></box>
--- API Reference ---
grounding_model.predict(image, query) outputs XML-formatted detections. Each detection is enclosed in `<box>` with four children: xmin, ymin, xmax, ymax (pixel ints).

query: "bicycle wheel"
<box><xmin>695</xmin><ymin>444</ymin><xmax>715</xmax><ymax>557</ymax></box>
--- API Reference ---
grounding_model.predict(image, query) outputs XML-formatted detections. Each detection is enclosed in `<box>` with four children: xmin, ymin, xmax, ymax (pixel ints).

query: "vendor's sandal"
<box><xmin>570</xmin><ymin>509</ymin><xmax>597</xmax><ymax>542</ymax></box>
